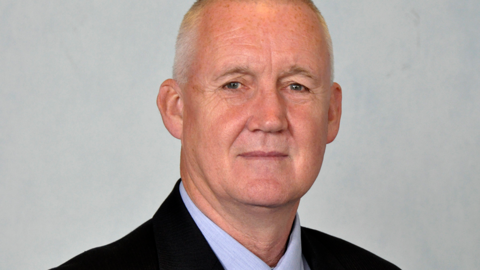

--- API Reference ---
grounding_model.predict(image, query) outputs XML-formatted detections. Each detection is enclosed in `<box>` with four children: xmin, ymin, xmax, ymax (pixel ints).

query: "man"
<box><xmin>52</xmin><ymin>0</ymin><xmax>400</xmax><ymax>269</ymax></box>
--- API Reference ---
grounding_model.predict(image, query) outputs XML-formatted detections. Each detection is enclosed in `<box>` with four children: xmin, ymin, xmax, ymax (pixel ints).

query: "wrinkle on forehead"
<box><xmin>203</xmin><ymin>2</ymin><xmax>325</xmax><ymax>49</ymax></box>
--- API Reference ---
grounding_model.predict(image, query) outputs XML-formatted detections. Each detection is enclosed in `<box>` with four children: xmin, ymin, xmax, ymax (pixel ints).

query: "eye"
<box><xmin>289</xmin><ymin>83</ymin><xmax>307</xmax><ymax>91</ymax></box>
<box><xmin>224</xmin><ymin>82</ymin><xmax>241</xmax><ymax>90</ymax></box>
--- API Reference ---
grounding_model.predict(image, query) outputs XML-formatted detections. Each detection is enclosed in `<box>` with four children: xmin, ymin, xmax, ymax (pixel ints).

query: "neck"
<box><xmin>182</xmin><ymin>177</ymin><xmax>299</xmax><ymax>267</ymax></box>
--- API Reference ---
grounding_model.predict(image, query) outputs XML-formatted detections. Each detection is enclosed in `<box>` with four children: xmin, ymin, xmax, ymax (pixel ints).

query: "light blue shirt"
<box><xmin>179</xmin><ymin>182</ymin><xmax>311</xmax><ymax>270</ymax></box>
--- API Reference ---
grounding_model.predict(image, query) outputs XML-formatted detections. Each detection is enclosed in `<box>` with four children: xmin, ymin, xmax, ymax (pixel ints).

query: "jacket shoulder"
<box><xmin>51</xmin><ymin>220</ymin><xmax>158</xmax><ymax>270</ymax></box>
<box><xmin>301</xmin><ymin>227</ymin><xmax>400</xmax><ymax>270</ymax></box>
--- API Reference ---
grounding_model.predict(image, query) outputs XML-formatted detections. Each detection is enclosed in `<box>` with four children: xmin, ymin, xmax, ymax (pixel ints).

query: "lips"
<box><xmin>238</xmin><ymin>151</ymin><xmax>288</xmax><ymax>158</ymax></box>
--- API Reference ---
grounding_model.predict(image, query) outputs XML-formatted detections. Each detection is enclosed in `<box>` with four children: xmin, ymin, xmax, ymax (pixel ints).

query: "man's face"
<box><xmin>178</xmin><ymin>1</ymin><xmax>341</xmax><ymax>208</ymax></box>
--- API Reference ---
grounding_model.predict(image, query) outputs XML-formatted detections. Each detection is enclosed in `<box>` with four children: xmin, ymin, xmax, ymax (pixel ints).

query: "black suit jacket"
<box><xmin>52</xmin><ymin>181</ymin><xmax>400</xmax><ymax>270</ymax></box>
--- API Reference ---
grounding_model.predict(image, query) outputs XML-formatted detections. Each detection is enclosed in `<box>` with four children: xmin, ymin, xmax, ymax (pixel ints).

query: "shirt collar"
<box><xmin>179</xmin><ymin>181</ymin><xmax>309</xmax><ymax>270</ymax></box>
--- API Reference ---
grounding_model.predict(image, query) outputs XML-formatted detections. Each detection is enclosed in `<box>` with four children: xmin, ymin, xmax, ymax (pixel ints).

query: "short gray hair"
<box><xmin>172</xmin><ymin>0</ymin><xmax>334</xmax><ymax>86</ymax></box>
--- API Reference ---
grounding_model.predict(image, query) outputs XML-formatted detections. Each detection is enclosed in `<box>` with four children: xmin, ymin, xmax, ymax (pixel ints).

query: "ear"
<box><xmin>326</xmin><ymin>82</ymin><xmax>342</xmax><ymax>144</ymax></box>
<box><xmin>157</xmin><ymin>79</ymin><xmax>184</xmax><ymax>139</ymax></box>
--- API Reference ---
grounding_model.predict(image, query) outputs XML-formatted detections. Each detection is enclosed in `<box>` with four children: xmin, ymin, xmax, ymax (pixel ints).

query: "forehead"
<box><xmin>199</xmin><ymin>1</ymin><xmax>323</xmax><ymax>43</ymax></box>
<box><xmin>191</xmin><ymin>1</ymin><xmax>330</xmax><ymax>76</ymax></box>
<box><xmin>205</xmin><ymin>1</ymin><xmax>318</xmax><ymax>25</ymax></box>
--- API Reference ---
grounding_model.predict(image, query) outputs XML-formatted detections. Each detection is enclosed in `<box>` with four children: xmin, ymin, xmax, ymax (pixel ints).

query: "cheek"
<box><xmin>211</xmin><ymin>112</ymin><xmax>249</xmax><ymax>160</ymax></box>
<box><xmin>289</xmin><ymin>104</ymin><xmax>330</xmax><ymax>176</ymax></box>
<box><xmin>185</xmin><ymin>98</ymin><xmax>247</xmax><ymax>158</ymax></box>
<box><xmin>291</xmin><ymin>103</ymin><xmax>329</xmax><ymax>144</ymax></box>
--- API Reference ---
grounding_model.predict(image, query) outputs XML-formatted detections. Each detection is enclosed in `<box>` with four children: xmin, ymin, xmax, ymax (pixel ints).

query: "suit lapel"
<box><xmin>301</xmin><ymin>227</ymin><xmax>346</xmax><ymax>270</ymax></box>
<box><xmin>152</xmin><ymin>180</ymin><xmax>224</xmax><ymax>270</ymax></box>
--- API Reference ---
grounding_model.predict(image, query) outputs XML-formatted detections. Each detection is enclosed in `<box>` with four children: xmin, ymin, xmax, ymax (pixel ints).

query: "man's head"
<box><xmin>158</xmin><ymin>0</ymin><xmax>342</xmax><ymax>212</ymax></box>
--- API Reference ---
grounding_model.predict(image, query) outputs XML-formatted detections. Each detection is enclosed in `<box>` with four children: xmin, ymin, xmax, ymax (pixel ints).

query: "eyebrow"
<box><xmin>278</xmin><ymin>66</ymin><xmax>317</xmax><ymax>81</ymax></box>
<box><xmin>214</xmin><ymin>66</ymin><xmax>252</xmax><ymax>82</ymax></box>
<box><xmin>213</xmin><ymin>65</ymin><xmax>319</xmax><ymax>82</ymax></box>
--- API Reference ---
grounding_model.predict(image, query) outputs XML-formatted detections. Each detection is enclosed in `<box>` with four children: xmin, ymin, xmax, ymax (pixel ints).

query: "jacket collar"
<box><xmin>152</xmin><ymin>180</ymin><xmax>224</xmax><ymax>270</ymax></box>
<box><xmin>301</xmin><ymin>227</ymin><xmax>346</xmax><ymax>270</ymax></box>
<box><xmin>151</xmin><ymin>179</ymin><xmax>346</xmax><ymax>270</ymax></box>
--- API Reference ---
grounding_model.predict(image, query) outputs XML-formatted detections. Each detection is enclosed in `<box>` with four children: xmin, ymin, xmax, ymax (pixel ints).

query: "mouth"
<box><xmin>238</xmin><ymin>151</ymin><xmax>288</xmax><ymax>159</ymax></box>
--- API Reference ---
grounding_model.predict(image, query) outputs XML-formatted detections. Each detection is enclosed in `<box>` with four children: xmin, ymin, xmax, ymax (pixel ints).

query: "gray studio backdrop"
<box><xmin>1</xmin><ymin>1</ymin><xmax>479</xmax><ymax>269</ymax></box>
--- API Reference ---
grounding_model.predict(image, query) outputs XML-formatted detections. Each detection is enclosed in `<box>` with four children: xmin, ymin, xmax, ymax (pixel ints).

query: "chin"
<box><xmin>231</xmin><ymin>177</ymin><xmax>304</xmax><ymax>208</ymax></box>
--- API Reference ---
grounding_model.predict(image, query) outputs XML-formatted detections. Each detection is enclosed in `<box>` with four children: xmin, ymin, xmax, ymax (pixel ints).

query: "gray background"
<box><xmin>1</xmin><ymin>0</ymin><xmax>479</xmax><ymax>269</ymax></box>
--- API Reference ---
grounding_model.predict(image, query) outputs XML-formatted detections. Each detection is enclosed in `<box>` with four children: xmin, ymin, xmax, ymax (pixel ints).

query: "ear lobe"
<box><xmin>326</xmin><ymin>82</ymin><xmax>342</xmax><ymax>144</ymax></box>
<box><xmin>157</xmin><ymin>79</ymin><xmax>184</xmax><ymax>139</ymax></box>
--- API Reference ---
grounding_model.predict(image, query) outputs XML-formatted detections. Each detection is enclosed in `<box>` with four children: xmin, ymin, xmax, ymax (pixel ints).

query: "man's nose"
<box><xmin>246</xmin><ymin>87</ymin><xmax>288</xmax><ymax>133</ymax></box>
